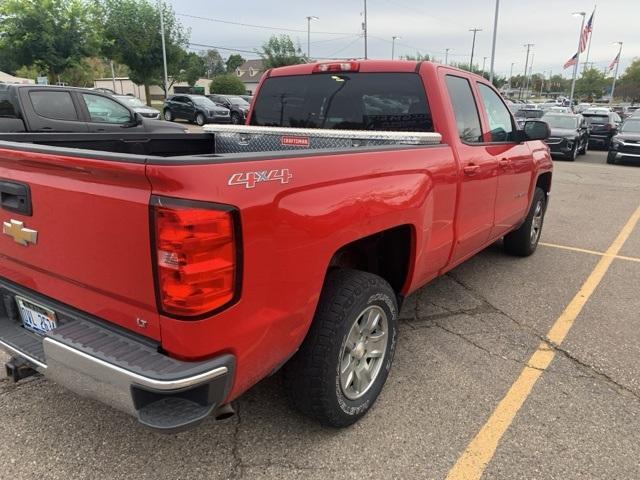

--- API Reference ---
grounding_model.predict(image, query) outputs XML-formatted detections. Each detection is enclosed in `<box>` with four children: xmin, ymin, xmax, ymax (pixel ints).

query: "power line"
<box><xmin>177</xmin><ymin>12</ymin><xmax>356</xmax><ymax>36</ymax></box>
<box><xmin>327</xmin><ymin>35</ymin><xmax>364</xmax><ymax>58</ymax></box>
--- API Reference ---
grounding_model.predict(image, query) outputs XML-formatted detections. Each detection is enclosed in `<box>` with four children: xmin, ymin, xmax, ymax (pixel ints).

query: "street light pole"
<box><xmin>610</xmin><ymin>41</ymin><xmax>623</xmax><ymax>105</ymax></box>
<box><xmin>391</xmin><ymin>36</ymin><xmax>401</xmax><ymax>60</ymax></box>
<box><xmin>489</xmin><ymin>0</ymin><xmax>500</xmax><ymax>83</ymax></box>
<box><xmin>520</xmin><ymin>44</ymin><xmax>533</xmax><ymax>100</ymax></box>
<box><xmin>469</xmin><ymin>28</ymin><xmax>482</xmax><ymax>71</ymax></box>
<box><xmin>306</xmin><ymin>16</ymin><xmax>319</xmax><ymax>59</ymax></box>
<box><xmin>444</xmin><ymin>48</ymin><xmax>451</xmax><ymax>65</ymax></box>
<box><xmin>363</xmin><ymin>0</ymin><xmax>368</xmax><ymax>59</ymax></box>
<box><xmin>569</xmin><ymin>11</ymin><xmax>586</xmax><ymax>107</ymax></box>
<box><xmin>158</xmin><ymin>0</ymin><xmax>169</xmax><ymax>100</ymax></box>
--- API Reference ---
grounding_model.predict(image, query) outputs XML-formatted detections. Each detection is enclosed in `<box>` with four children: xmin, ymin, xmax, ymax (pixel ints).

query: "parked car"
<box><xmin>114</xmin><ymin>94</ymin><xmax>160</xmax><ymax>120</ymax></box>
<box><xmin>583</xmin><ymin>107</ymin><xmax>612</xmax><ymax>115</ymax></box>
<box><xmin>0</xmin><ymin>60</ymin><xmax>552</xmax><ymax>431</ymax></box>
<box><xmin>546</xmin><ymin>106</ymin><xmax>572</xmax><ymax>114</ymax></box>
<box><xmin>515</xmin><ymin>108</ymin><xmax>545</xmax><ymax>127</ymax></box>
<box><xmin>542</xmin><ymin>113</ymin><xmax>589</xmax><ymax>160</ymax></box>
<box><xmin>163</xmin><ymin>94</ymin><xmax>231</xmax><ymax>126</ymax></box>
<box><xmin>207</xmin><ymin>94</ymin><xmax>250</xmax><ymax>124</ymax></box>
<box><xmin>575</xmin><ymin>103</ymin><xmax>592</xmax><ymax>114</ymax></box>
<box><xmin>0</xmin><ymin>84</ymin><xmax>187</xmax><ymax>133</ymax></box>
<box><xmin>607</xmin><ymin>118</ymin><xmax>640</xmax><ymax>165</ymax></box>
<box><xmin>624</xmin><ymin>106</ymin><xmax>640</xmax><ymax>118</ymax></box>
<box><xmin>240</xmin><ymin>95</ymin><xmax>253</xmax><ymax>104</ymax></box>
<box><xmin>583</xmin><ymin>111</ymin><xmax>622</xmax><ymax>148</ymax></box>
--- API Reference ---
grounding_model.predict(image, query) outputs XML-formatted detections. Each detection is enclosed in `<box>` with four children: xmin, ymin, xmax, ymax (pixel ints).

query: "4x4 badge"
<box><xmin>2</xmin><ymin>219</ymin><xmax>38</xmax><ymax>246</ymax></box>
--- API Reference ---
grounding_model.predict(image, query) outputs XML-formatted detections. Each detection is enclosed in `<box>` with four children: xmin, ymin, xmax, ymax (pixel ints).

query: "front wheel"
<box><xmin>231</xmin><ymin>113</ymin><xmax>242</xmax><ymax>125</ymax></box>
<box><xmin>195</xmin><ymin>113</ymin><xmax>206</xmax><ymax>126</ymax></box>
<box><xmin>607</xmin><ymin>151</ymin><xmax>617</xmax><ymax>164</ymax></box>
<box><xmin>503</xmin><ymin>187</ymin><xmax>546</xmax><ymax>257</ymax></box>
<box><xmin>565</xmin><ymin>143</ymin><xmax>578</xmax><ymax>161</ymax></box>
<box><xmin>283</xmin><ymin>269</ymin><xmax>398</xmax><ymax>427</ymax></box>
<box><xmin>163</xmin><ymin>109</ymin><xmax>173</xmax><ymax>121</ymax></box>
<box><xmin>579</xmin><ymin>138</ymin><xmax>588</xmax><ymax>155</ymax></box>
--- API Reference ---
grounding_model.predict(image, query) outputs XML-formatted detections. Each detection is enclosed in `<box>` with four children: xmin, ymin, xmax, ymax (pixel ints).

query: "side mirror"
<box><xmin>523</xmin><ymin>120</ymin><xmax>550</xmax><ymax>141</ymax></box>
<box><xmin>135</xmin><ymin>112</ymin><xmax>143</xmax><ymax>125</ymax></box>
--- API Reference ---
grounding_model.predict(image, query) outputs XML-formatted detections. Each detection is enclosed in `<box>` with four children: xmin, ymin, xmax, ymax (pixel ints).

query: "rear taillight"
<box><xmin>312</xmin><ymin>61</ymin><xmax>360</xmax><ymax>73</ymax></box>
<box><xmin>151</xmin><ymin>196</ymin><xmax>239</xmax><ymax>318</ymax></box>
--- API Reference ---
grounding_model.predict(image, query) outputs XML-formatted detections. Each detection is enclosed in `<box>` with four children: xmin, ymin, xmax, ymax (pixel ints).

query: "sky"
<box><xmin>165</xmin><ymin>0</ymin><xmax>638</xmax><ymax>79</ymax></box>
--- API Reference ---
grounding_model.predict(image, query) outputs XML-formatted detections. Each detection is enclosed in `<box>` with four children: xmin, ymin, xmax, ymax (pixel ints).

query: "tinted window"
<box><xmin>0</xmin><ymin>92</ymin><xmax>18</xmax><ymax>118</ymax></box>
<box><xmin>251</xmin><ymin>73</ymin><xmax>433</xmax><ymax>132</ymax></box>
<box><xmin>444</xmin><ymin>75</ymin><xmax>482</xmax><ymax>143</ymax></box>
<box><xmin>542</xmin><ymin>115</ymin><xmax>578</xmax><ymax>129</ymax></box>
<box><xmin>477</xmin><ymin>83</ymin><xmax>515</xmax><ymax>142</ymax></box>
<box><xmin>192</xmin><ymin>97</ymin><xmax>217</xmax><ymax>108</ymax></box>
<box><xmin>621</xmin><ymin>121</ymin><xmax>640</xmax><ymax>133</ymax></box>
<box><xmin>584</xmin><ymin>115</ymin><xmax>609</xmax><ymax>124</ymax></box>
<box><xmin>81</xmin><ymin>94</ymin><xmax>131</xmax><ymax>124</ymax></box>
<box><xmin>29</xmin><ymin>91</ymin><xmax>78</xmax><ymax>121</ymax></box>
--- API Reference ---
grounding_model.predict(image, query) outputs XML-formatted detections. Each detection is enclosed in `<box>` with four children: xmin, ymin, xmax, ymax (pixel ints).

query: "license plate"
<box><xmin>15</xmin><ymin>296</ymin><xmax>58</xmax><ymax>335</ymax></box>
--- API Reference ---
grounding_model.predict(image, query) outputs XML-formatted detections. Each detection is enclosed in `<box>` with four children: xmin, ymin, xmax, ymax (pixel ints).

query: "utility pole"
<box><xmin>520</xmin><ymin>43</ymin><xmax>533</xmax><ymax>100</ymax></box>
<box><xmin>539</xmin><ymin>71</ymin><xmax>545</xmax><ymax>97</ymax></box>
<box><xmin>362</xmin><ymin>0</ymin><xmax>368</xmax><ymax>59</ymax></box>
<box><xmin>469</xmin><ymin>28</ymin><xmax>482</xmax><ymax>71</ymax></box>
<box><xmin>610</xmin><ymin>41</ymin><xmax>623</xmax><ymax>105</ymax></box>
<box><xmin>525</xmin><ymin>52</ymin><xmax>534</xmax><ymax>99</ymax></box>
<box><xmin>158</xmin><ymin>0</ymin><xmax>169</xmax><ymax>100</ymax></box>
<box><xmin>391</xmin><ymin>36</ymin><xmax>401</xmax><ymax>60</ymax></box>
<box><xmin>489</xmin><ymin>0</ymin><xmax>500</xmax><ymax>83</ymax></box>
<box><xmin>444</xmin><ymin>48</ymin><xmax>451</xmax><ymax>65</ymax></box>
<box><xmin>482</xmin><ymin>56</ymin><xmax>488</xmax><ymax>76</ymax></box>
<box><xmin>569</xmin><ymin>11</ymin><xmax>586</xmax><ymax>107</ymax></box>
<box><xmin>110</xmin><ymin>60</ymin><xmax>117</xmax><ymax>93</ymax></box>
<box><xmin>306</xmin><ymin>16</ymin><xmax>319</xmax><ymax>59</ymax></box>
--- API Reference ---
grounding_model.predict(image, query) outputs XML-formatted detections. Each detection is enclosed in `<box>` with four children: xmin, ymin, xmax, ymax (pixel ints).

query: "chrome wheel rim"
<box><xmin>339</xmin><ymin>305</ymin><xmax>388</xmax><ymax>400</ymax></box>
<box><xmin>530</xmin><ymin>200</ymin><xmax>543</xmax><ymax>245</ymax></box>
<box><xmin>197</xmin><ymin>114</ymin><xmax>204</xmax><ymax>126</ymax></box>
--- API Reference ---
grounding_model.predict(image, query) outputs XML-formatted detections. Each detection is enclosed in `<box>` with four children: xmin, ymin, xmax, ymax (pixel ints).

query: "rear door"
<box><xmin>18</xmin><ymin>88</ymin><xmax>88</xmax><ymax>132</ymax></box>
<box><xmin>77</xmin><ymin>92</ymin><xmax>138</xmax><ymax>132</ymax></box>
<box><xmin>475</xmin><ymin>82</ymin><xmax>533</xmax><ymax>237</ymax></box>
<box><xmin>443</xmin><ymin>74</ymin><xmax>499</xmax><ymax>263</ymax></box>
<box><xmin>0</xmin><ymin>146</ymin><xmax>160</xmax><ymax>339</ymax></box>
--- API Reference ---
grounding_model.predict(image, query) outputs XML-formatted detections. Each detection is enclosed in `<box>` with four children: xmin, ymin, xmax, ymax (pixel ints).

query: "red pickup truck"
<box><xmin>0</xmin><ymin>61</ymin><xmax>552</xmax><ymax>431</ymax></box>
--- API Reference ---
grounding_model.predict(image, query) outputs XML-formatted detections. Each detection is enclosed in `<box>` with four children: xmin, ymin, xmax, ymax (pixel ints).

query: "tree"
<box><xmin>100</xmin><ymin>0</ymin><xmax>188</xmax><ymax>104</ymax></box>
<box><xmin>617</xmin><ymin>58</ymin><xmax>640</xmax><ymax>102</ymax></box>
<box><xmin>199</xmin><ymin>49</ymin><xmax>225</xmax><ymax>77</ymax></box>
<box><xmin>180</xmin><ymin>52</ymin><xmax>205</xmax><ymax>86</ymax></box>
<box><xmin>226</xmin><ymin>54</ymin><xmax>246</xmax><ymax>73</ymax></box>
<box><xmin>259</xmin><ymin>35</ymin><xmax>307</xmax><ymax>69</ymax></box>
<box><xmin>0</xmin><ymin>0</ymin><xmax>101</xmax><ymax>80</ymax></box>
<box><xmin>209</xmin><ymin>75</ymin><xmax>246</xmax><ymax>95</ymax></box>
<box><xmin>575</xmin><ymin>68</ymin><xmax>609</xmax><ymax>101</ymax></box>
<box><xmin>401</xmin><ymin>53</ymin><xmax>430</xmax><ymax>61</ymax></box>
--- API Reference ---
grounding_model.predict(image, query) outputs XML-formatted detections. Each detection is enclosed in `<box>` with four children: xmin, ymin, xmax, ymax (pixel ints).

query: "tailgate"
<box><xmin>0</xmin><ymin>146</ymin><xmax>160</xmax><ymax>340</ymax></box>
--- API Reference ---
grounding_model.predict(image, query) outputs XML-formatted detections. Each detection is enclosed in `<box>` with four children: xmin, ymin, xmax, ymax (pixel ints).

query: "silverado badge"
<box><xmin>2</xmin><ymin>219</ymin><xmax>38</xmax><ymax>246</ymax></box>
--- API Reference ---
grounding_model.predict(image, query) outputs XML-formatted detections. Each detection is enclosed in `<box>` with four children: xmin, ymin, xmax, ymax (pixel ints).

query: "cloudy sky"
<box><xmin>166</xmin><ymin>0</ymin><xmax>638</xmax><ymax>78</ymax></box>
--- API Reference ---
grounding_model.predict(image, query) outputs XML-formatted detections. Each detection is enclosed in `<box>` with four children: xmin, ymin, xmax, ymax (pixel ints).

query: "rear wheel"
<box><xmin>195</xmin><ymin>113</ymin><xmax>206</xmax><ymax>126</ymax></box>
<box><xmin>163</xmin><ymin>109</ymin><xmax>173</xmax><ymax>121</ymax></box>
<box><xmin>503</xmin><ymin>187</ymin><xmax>546</xmax><ymax>257</ymax></box>
<box><xmin>231</xmin><ymin>113</ymin><xmax>242</xmax><ymax>125</ymax></box>
<box><xmin>283</xmin><ymin>269</ymin><xmax>398</xmax><ymax>427</ymax></box>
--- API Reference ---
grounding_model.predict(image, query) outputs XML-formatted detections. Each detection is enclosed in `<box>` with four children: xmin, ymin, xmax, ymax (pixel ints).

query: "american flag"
<box><xmin>608</xmin><ymin>52</ymin><xmax>620</xmax><ymax>72</ymax></box>
<box><xmin>563</xmin><ymin>53</ymin><xmax>578</xmax><ymax>70</ymax></box>
<box><xmin>579</xmin><ymin>10</ymin><xmax>595</xmax><ymax>53</ymax></box>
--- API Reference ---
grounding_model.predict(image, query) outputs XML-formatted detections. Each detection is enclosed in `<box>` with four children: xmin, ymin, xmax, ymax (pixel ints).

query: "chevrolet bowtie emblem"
<box><xmin>2</xmin><ymin>219</ymin><xmax>38</xmax><ymax>246</ymax></box>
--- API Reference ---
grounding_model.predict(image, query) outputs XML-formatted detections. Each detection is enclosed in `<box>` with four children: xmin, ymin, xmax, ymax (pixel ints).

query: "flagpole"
<box><xmin>610</xmin><ymin>42</ymin><xmax>623</xmax><ymax>105</ymax></box>
<box><xmin>583</xmin><ymin>5</ymin><xmax>595</xmax><ymax>73</ymax></box>
<box><xmin>569</xmin><ymin>12</ymin><xmax>586</xmax><ymax>107</ymax></box>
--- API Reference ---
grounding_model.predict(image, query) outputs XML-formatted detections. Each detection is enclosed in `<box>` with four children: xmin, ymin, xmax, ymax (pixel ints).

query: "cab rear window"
<box><xmin>250</xmin><ymin>73</ymin><xmax>433</xmax><ymax>132</ymax></box>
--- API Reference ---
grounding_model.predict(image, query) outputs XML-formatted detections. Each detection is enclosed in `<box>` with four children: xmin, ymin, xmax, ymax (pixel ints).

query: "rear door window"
<box><xmin>251</xmin><ymin>72</ymin><xmax>433</xmax><ymax>132</ymax></box>
<box><xmin>29</xmin><ymin>91</ymin><xmax>79</xmax><ymax>121</ymax></box>
<box><xmin>444</xmin><ymin>75</ymin><xmax>482</xmax><ymax>143</ymax></box>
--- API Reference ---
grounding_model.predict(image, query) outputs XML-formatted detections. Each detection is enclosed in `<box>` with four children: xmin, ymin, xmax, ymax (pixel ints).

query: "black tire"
<box><xmin>231</xmin><ymin>112</ymin><xmax>242</xmax><ymax>125</ymax></box>
<box><xmin>195</xmin><ymin>113</ymin><xmax>206</xmax><ymax>126</ymax></box>
<box><xmin>607</xmin><ymin>151</ymin><xmax>617</xmax><ymax>164</ymax></box>
<box><xmin>565</xmin><ymin>143</ymin><xmax>578</xmax><ymax>161</ymax></box>
<box><xmin>283</xmin><ymin>269</ymin><xmax>398</xmax><ymax>427</ymax></box>
<box><xmin>163</xmin><ymin>109</ymin><xmax>173</xmax><ymax>121</ymax></box>
<box><xmin>503</xmin><ymin>187</ymin><xmax>546</xmax><ymax>257</ymax></box>
<box><xmin>579</xmin><ymin>138</ymin><xmax>588</xmax><ymax>155</ymax></box>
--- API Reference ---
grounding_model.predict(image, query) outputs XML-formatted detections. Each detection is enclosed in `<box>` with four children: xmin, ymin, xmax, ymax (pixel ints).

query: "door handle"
<box><xmin>499</xmin><ymin>158</ymin><xmax>511</xmax><ymax>169</ymax></box>
<box><xmin>463</xmin><ymin>164</ymin><xmax>480</xmax><ymax>176</ymax></box>
<box><xmin>0</xmin><ymin>180</ymin><xmax>32</xmax><ymax>216</ymax></box>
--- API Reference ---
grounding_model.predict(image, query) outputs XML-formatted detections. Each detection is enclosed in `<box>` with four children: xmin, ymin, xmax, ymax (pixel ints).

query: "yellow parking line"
<box><xmin>446</xmin><ymin>205</ymin><xmax>640</xmax><ymax>480</ymax></box>
<box><xmin>539</xmin><ymin>242</ymin><xmax>640</xmax><ymax>263</ymax></box>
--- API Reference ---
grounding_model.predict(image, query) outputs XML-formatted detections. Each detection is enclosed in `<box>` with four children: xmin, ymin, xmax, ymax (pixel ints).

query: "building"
<box><xmin>93</xmin><ymin>77</ymin><xmax>215</xmax><ymax>102</ymax></box>
<box><xmin>235</xmin><ymin>60</ymin><xmax>265</xmax><ymax>94</ymax></box>
<box><xmin>0</xmin><ymin>71</ymin><xmax>35</xmax><ymax>84</ymax></box>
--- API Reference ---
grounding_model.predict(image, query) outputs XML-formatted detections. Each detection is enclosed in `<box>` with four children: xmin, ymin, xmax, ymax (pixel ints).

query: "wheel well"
<box><xmin>328</xmin><ymin>225</ymin><xmax>412</xmax><ymax>294</ymax></box>
<box><xmin>536</xmin><ymin>172</ymin><xmax>552</xmax><ymax>195</ymax></box>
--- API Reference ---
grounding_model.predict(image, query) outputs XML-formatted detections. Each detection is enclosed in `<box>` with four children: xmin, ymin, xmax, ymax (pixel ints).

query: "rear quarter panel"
<box><xmin>146</xmin><ymin>145</ymin><xmax>457</xmax><ymax>399</ymax></box>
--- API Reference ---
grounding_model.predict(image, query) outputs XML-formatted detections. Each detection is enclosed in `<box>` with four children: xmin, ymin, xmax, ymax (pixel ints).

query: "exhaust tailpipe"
<box><xmin>214</xmin><ymin>403</ymin><xmax>235</xmax><ymax>421</ymax></box>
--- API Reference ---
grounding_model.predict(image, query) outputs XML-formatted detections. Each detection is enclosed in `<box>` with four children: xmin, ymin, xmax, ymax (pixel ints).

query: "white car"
<box><xmin>583</xmin><ymin>107</ymin><xmax>612</xmax><ymax>115</ymax></box>
<box><xmin>547</xmin><ymin>106</ymin><xmax>572</xmax><ymax>114</ymax></box>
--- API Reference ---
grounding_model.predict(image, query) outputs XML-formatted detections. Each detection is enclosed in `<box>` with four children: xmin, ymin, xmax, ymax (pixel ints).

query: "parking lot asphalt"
<box><xmin>1</xmin><ymin>149</ymin><xmax>639</xmax><ymax>480</ymax></box>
